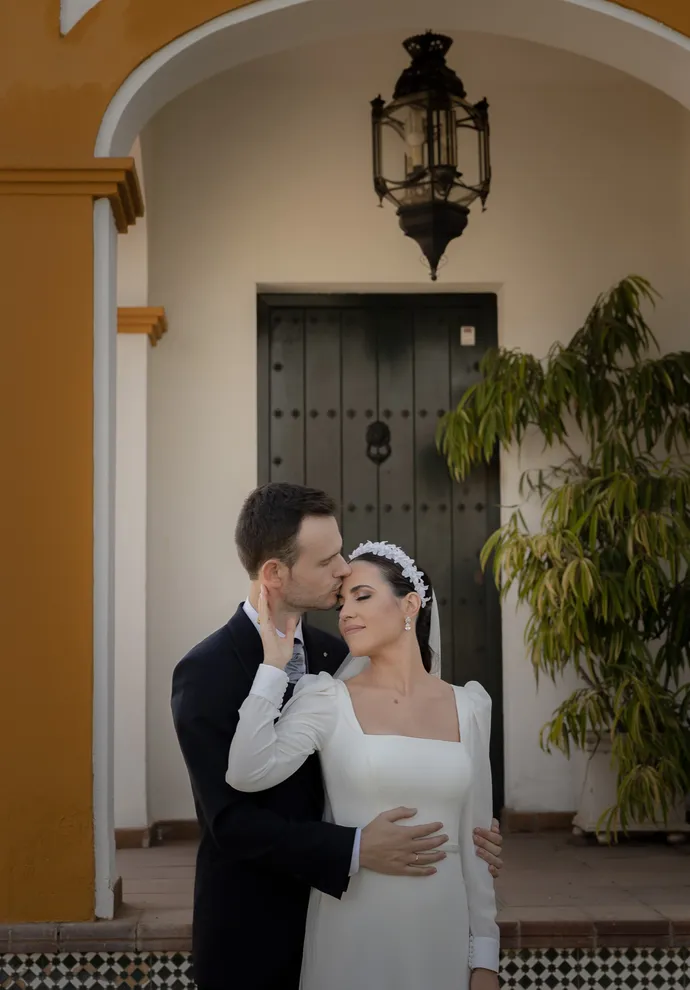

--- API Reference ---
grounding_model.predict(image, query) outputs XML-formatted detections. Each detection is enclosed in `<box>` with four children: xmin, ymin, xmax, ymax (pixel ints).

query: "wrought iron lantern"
<box><xmin>371</xmin><ymin>32</ymin><xmax>491</xmax><ymax>280</ymax></box>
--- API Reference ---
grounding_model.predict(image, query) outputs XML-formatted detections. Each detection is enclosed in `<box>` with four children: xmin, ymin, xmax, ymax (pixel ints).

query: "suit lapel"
<box><xmin>302</xmin><ymin>624</ymin><xmax>348</xmax><ymax>676</ymax></box>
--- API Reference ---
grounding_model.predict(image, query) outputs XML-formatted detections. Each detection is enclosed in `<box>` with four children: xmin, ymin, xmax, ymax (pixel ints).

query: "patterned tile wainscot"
<box><xmin>0</xmin><ymin>948</ymin><xmax>688</xmax><ymax>989</ymax></box>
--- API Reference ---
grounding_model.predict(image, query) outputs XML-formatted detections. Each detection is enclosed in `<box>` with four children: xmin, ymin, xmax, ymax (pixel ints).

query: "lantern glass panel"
<box><xmin>402</xmin><ymin>103</ymin><xmax>427</xmax><ymax>174</ymax></box>
<box><xmin>451</xmin><ymin>113</ymin><xmax>485</xmax><ymax>205</ymax></box>
<box><xmin>378</xmin><ymin>115</ymin><xmax>408</xmax><ymax>188</ymax></box>
<box><xmin>429</xmin><ymin>106</ymin><xmax>457</xmax><ymax>170</ymax></box>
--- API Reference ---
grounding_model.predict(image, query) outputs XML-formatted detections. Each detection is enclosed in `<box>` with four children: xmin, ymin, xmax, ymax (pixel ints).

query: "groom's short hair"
<box><xmin>235</xmin><ymin>482</ymin><xmax>337</xmax><ymax>578</ymax></box>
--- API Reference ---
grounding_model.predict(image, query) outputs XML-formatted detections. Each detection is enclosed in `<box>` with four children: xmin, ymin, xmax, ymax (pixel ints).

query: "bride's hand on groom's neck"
<box><xmin>257</xmin><ymin>584</ymin><xmax>297</xmax><ymax>670</ymax></box>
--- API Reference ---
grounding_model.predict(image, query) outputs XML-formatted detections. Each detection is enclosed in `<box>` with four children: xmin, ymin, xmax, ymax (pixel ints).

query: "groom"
<box><xmin>172</xmin><ymin>482</ymin><xmax>504</xmax><ymax>990</ymax></box>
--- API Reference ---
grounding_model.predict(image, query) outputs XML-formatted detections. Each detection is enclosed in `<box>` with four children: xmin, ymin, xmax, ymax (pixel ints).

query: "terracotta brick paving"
<box><xmin>110</xmin><ymin>832</ymin><xmax>690</xmax><ymax>950</ymax></box>
<box><xmin>2</xmin><ymin>833</ymin><xmax>688</xmax><ymax>952</ymax></box>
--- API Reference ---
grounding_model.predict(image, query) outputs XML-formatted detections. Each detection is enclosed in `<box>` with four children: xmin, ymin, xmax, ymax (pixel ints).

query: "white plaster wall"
<box><xmin>141</xmin><ymin>31</ymin><xmax>690</xmax><ymax>819</ymax></box>
<box><xmin>115</xmin><ymin>137</ymin><xmax>150</xmax><ymax>829</ymax></box>
<box><xmin>114</xmin><ymin>334</ymin><xmax>150</xmax><ymax>828</ymax></box>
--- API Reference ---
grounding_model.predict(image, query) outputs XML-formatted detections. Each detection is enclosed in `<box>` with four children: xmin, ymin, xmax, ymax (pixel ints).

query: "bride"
<box><xmin>227</xmin><ymin>540</ymin><xmax>500</xmax><ymax>990</ymax></box>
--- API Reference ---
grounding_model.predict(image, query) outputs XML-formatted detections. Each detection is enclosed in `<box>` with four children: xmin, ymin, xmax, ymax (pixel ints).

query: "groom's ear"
<box><xmin>259</xmin><ymin>558</ymin><xmax>283</xmax><ymax>589</ymax></box>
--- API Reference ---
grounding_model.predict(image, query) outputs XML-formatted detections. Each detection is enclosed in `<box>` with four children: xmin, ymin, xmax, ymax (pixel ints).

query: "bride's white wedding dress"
<box><xmin>227</xmin><ymin>668</ymin><xmax>499</xmax><ymax>990</ymax></box>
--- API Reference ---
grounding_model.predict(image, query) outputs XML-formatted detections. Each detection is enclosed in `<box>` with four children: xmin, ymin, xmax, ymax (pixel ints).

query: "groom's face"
<box><xmin>281</xmin><ymin>515</ymin><xmax>351</xmax><ymax>612</ymax></box>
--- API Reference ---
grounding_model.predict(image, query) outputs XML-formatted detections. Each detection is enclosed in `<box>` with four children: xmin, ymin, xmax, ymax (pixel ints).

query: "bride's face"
<box><xmin>337</xmin><ymin>560</ymin><xmax>413</xmax><ymax>656</ymax></box>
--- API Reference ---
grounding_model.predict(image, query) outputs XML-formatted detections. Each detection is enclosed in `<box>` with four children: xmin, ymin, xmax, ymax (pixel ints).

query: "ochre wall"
<box><xmin>615</xmin><ymin>0</ymin><xmax>690</xmax><ymax>38</ymax></box>
<box><xmin>0</xmin><ymin>0</ymin><xmax>686</xmax><ymax>163</ymax></box>
<box><xmin>0</xmin><ymin>0</ymin><xmax>688</xmax><ymax>924</ymax></box>
<box><xmin>0</xmin><ymin>194</ymin><xmax>96</xmax><ymax>921</ymax></box>
<box><xmin>0</xmin><ymin>0</ymin><xmax>255</xmax><ymax>164</ymax></box>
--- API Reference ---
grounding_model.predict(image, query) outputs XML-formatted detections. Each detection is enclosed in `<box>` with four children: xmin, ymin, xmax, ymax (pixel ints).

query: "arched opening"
<box><xmin>94</xmin><ymin>0</ymin><xmax>690</xmax><ymax>917</ymax></box>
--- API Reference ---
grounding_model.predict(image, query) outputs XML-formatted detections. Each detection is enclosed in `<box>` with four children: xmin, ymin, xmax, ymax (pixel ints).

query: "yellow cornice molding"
<box><xmin>117</xmin><ymin>306</ymin><xmax>168</xmax><ymax>347</ymax></box>
<box><xmin>0</xmin><ymin>158</ymin><xmax>143</xmax><ymax>233</ymax></box>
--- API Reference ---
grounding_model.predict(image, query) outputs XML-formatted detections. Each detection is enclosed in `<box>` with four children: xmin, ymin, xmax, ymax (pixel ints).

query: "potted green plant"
<box><xmin>438</xmin><ymin>276</ymin><xmax>690</xmax><ymax>838</ymax></box>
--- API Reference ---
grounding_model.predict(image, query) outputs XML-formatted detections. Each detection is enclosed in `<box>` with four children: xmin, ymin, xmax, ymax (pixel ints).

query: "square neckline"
<box><xmin>337</xmin><ymin>678</ymin><xmax>464</xmax><ymax>745</ymax></box>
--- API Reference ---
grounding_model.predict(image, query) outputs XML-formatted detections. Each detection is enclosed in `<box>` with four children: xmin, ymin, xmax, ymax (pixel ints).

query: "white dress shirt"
<box><xmin>242</xmin><ymin>600</ymin><xmax>361</xmax><ymax>875</ymax></box>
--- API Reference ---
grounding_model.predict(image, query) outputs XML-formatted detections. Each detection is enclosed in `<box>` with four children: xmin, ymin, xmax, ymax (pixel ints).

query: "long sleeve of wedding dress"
<box><xmin>227</xmin><ymin>669</ymin><xmax>336</xmax><ymax>792</ymax></box>
<box><xmin>457</xmin><ymin>681</ymin><xmax>500</xmax><ymax>973</ymax></box>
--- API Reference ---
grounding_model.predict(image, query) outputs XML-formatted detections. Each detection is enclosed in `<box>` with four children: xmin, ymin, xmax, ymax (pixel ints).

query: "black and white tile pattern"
<box><xmin>0</xmin><ymin>949</ymin><xmax>687</xmax><ymax>988</ymax></box>
<box><xmin>579</xmin><ymin>949</ymin><xmax>688</xmax><ymax>989</ymax></box>
<box><xmin>501</xmin><ymin>949</ymin><xmax>688</xmax><ymax>989</ymax></box>
<box><xmin>0</xmin><ymin>952</ymin><xmax>193</xmax><ymax>989</ymax></box>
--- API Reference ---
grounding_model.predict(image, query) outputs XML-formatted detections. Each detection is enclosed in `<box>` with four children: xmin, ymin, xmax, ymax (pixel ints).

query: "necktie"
<box><xmin>284</xmin><ymin>639</ymin><xmax>306</xmax><ymax>684</ymax></box>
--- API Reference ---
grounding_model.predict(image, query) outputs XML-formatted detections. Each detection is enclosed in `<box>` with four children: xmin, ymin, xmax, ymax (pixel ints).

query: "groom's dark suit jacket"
<box><xmin>171</xmin><ymin>605</ymin><xmax>354</xmax><ymax>990</ymax></box>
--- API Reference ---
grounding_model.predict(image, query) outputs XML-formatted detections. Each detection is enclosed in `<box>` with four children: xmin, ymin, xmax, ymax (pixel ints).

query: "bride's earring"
<box><xmin>404</xmin><ymin>616</ymin><xmax>411</xmax><ymax>632</ymax></box>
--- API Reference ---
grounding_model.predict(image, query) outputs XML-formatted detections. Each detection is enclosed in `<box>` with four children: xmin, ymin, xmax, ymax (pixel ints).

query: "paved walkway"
<box><xmin>3</xmin><ymin>832</ymin><xmax>688</xmax><ymax>953</ymax></box>
<box><xmin>111</xmin><ymin>831</ymin><xmax>690</xmax><ymax>951</ymax></box>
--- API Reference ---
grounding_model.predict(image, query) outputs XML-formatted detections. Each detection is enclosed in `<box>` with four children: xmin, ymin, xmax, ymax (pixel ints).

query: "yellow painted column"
<box><xmin>0</xmin><ymin>162</ymin><xmax>142</xmax><ymax>923</ymax></box>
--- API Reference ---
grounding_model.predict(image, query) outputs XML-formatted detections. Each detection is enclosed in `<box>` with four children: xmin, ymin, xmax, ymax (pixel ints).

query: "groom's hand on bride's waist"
<box><xmin>359</xmin><ymin>807</ymin><xmax>448</xmax><ymax>877</ymax></box>
<box><xmin>472</xmin><ymin>818</ymin><xmax>504</xmax><ymax>878</ymax></box>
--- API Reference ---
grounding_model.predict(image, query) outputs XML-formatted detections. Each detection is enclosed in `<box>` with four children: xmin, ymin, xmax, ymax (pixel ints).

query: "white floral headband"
<box><xmin>349</xmin><ymin>541</ymin><xmax>431</xmax><ymax>608</ymax></box>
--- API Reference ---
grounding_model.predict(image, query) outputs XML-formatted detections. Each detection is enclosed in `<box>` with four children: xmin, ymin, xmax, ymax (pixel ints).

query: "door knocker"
<box><xmin>366</xmin><ymin>421</ymin><xmax>392</xmax><ymax>465</ymax></box>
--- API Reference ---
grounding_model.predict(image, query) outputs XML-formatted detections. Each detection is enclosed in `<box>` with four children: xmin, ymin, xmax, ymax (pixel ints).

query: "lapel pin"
<box><xmin>323</xmin><ymin>652</ymin><xmax>328</xmax><ymax>657</ymax></box>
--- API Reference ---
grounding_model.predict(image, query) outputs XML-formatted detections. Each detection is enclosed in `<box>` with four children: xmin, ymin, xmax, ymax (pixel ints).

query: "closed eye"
<box><xmin>336</xmin><ymin>594</ymin><xmax>371</xmax><ymax>613</ymax></box>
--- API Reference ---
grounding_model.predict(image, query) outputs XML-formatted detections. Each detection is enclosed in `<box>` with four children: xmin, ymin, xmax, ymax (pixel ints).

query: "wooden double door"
<box><xmin>258</xmin><ymin>294</ymin><xmax>503</xmax><ymax>809</ymax></box>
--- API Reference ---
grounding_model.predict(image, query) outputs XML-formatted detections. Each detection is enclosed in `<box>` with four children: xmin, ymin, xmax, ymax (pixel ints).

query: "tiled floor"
<box><xmin>1</xmin><ymin>949</ymin><xmax>687</xmax><ymax>988</ymax></box>
<box><xmin>116</xmin><ymin>831</ymin><xmax>690</xmax><ymax>949</ymax></box>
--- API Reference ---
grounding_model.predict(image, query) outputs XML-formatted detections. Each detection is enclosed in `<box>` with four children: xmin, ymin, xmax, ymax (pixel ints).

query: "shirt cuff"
<box><xmin>250</xmin><ymin>664</ymin><xmax>289</xmax><ymax>708</ymax></box>
<box><xmin>468</xmin><ymin>935</ymin><xmax>500</xmax><ymax>973</ymax></box>
<box><xmin>348</xmin><ymin>828</ymin><xmax>362</xmax><ymax>875</ymax></box>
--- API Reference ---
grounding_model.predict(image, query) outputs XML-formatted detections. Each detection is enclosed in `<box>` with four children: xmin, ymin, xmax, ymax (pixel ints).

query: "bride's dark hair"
<box><xmin>352</xmin><ymin>552</ymin><xmax>434</xmax><ymax>673</ymax></box>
